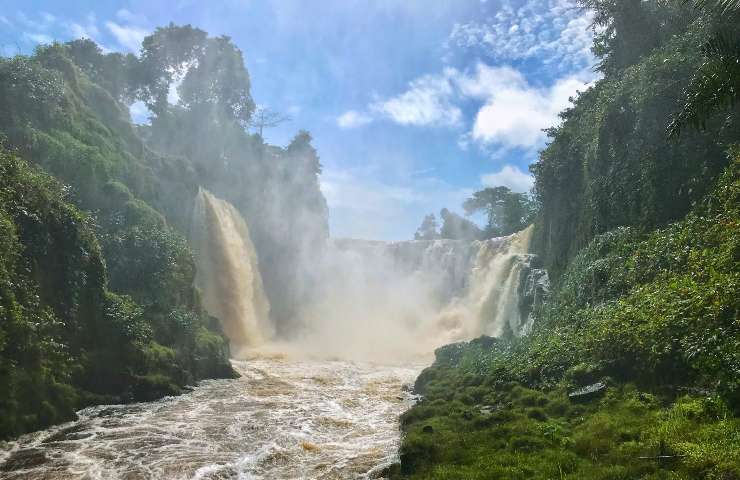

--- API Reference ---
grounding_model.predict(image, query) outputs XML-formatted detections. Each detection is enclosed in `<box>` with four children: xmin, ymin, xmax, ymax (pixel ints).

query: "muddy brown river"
<box><xmin>0</xmin><ymin>357</ymin><xmax>419</xmax><ymax>479</ymax></box>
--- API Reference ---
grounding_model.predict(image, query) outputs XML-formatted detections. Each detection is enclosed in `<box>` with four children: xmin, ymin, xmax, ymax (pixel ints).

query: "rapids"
<box><xmin>0</xmin><ymin>358</ymin><xmax>418</xmax><ymax>480</ymax></box>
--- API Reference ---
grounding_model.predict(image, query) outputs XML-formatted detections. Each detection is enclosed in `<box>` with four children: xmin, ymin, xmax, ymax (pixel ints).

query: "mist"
<box><xmin>191</xmin><ymin>179</ymin><xmax>543</xmax><ymax>363</ymax></box>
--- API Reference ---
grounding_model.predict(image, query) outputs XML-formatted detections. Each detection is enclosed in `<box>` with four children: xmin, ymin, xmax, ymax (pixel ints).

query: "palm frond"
<box><xmin>668</xmin><ymin>42</ymin><xmax>740</xmax><ymax>137</ymax></box>
<box><xmin>692</xmin><ymin>0</ymin><xmax>740</xmax><ymax>13</ymax></box>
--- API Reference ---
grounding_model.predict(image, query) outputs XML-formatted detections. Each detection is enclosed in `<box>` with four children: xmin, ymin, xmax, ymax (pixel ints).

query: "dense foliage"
<box><xmin>0</xmin><ymin>149</ymin><xmax>233</xmax><ymax>439</ymax></box>
<box><xmin>414</xmin><ymin>214</ymin><xmax>441</xmax><ymax>240</ymax></box>
<box><xmin>413</xmin><ymin>187</ymin><xmax>534</xmax><ymax>241</ymax></box>
<box><xmin>0</xmin><ymin>26</ymin><xmax>328</xmax><ymax>336</ymax></box>
<box><xmin>463</xmin><ymin>187</ymin><xmax>535</xmax><ymax>238</ymax></box>
<box><xmin>531</xmin><ymin>1</ymin><xmax>739</xmax><ymax>279</ymax></box>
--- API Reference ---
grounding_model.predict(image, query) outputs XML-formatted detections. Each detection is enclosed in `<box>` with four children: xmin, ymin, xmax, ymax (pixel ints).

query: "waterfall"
<box><xmin>186</xmin><ymin>194</ymin><xmax>545</xmax><ymax>362</ymax></box>
<box><xmin>306</xmin><ymin>226</ymin><xmax>547</xmax><ymax>361</ymax></box>
<box><xmin>190</xmin><ymin>188</ymin><xmax>271</xmax><ymax>356</ymax></box>
<box><xmin>435</xmin><ymin>226</ymin><xmax>536</xmax><ymax>339</ymax></box>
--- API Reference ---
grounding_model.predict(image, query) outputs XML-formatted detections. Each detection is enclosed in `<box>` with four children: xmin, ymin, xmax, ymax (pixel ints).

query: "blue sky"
<box><xmin>0</xmin><ymin>0</ymin><xmax>597</xmax><ymax>240</ymax></box>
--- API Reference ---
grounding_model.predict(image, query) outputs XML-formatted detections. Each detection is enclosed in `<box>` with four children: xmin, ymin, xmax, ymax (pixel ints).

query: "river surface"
<box><xmin>0</xmin><ymin>357</ymin><xmax>419</xmax><ymax>480</ymax></box>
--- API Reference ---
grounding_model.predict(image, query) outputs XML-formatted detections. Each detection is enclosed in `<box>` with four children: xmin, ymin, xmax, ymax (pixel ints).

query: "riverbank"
<box><xmin>390</xmin><ymin>341</ymin><xmax>739</xmax><ymax>479</ymax></box>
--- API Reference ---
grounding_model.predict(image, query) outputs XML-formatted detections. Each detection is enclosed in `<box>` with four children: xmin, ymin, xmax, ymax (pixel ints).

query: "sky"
<box><xmin>0</xmin><ymin>0</ymin><xmax>598</xmax><ymax>240</ymax></box>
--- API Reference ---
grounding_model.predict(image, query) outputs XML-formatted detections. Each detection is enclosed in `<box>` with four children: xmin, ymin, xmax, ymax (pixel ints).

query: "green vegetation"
<box><xmin>397</xmin><ymin>384</ymin><xmax>738</xmax><ymax>480</ymax></box>
<box><xmin>463</xmin><ymin>186</ymin><xmax>535</xmax><ymax>238</ymax></box>
<box><xmin>414</xmin><ymin>213</ymin><xmax>441</xmax><ymax>240</ymax></box>
<box><xmin>413</xmin><ymin>187</ymin><xmax>534</xmax><ymax>241</ymax></box>
<box><xmin>0</xmin><ymin>24</ymin><xmax>328</xmax><ymax>438</ymax></box>
<box><xmin>0</xmin><ymin>149</ymin><xmax>233</xmax><ymax>439</ymax></box>
<box><xmin>395</xmin><ymin>1</ymin><xmax>739</xmax><ymax>478</ymax></box>
<box><xmin>531</xmin><ymin>1</ymin><xmax>738</xmax><ymax>279</ymax></box>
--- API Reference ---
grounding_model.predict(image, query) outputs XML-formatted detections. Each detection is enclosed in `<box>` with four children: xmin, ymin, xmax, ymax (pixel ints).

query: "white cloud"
<box><xmin>461</xmin><ymin>63</ymin><xmax>593</xmax><ymax>148</ymax></box>
<box><xmin>0</xmin><ymin>16</ymin><xmax>11</xmax><ymax>26</ymax></box>
<box><xmin>16</xmin><ymin>12</ymin><xmax>55</xmax><ymax>32</ymax></box>
<box><xmin>371</xmin><ymin>69</ymin><xmax>462</xmax><ymax>128</ymax></box>
<box><xmin>115</xmin><ymin>9</ymin><xmax>146</xmax><ymax>24</ymax></box>
<box><xmin>481</xmin><ymin>165</ymin><xmax>534</xmax><ymax>192</ymax></box>
<box><xmin>105</xmin><ymin>21</ymin><xmax>148</xmax><ymax>52</ymax></box>
<box><xmin>446</xmin><ymin>0</ymin><xmax>595</xmax><ymax>73</ymax></box>
<box><xmin>23</xmin><ymin>32</ymin><xmax>53</xmax><ymax>44</ymax></box>
<box><xmin>337</xmin><ymin>110</ymin><xmax>373</xmax><ymax>129</ymax></box>
<box><xmin>373</xmin><ymin>62</ymin><xmax>593</xmax><ymax>148</ymax></box>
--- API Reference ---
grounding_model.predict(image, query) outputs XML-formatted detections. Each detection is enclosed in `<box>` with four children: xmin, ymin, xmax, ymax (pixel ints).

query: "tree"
<box><xmin>577</xmin><ymin>0</ymin><xmax>663</xmax><ymax>75</ymax></box>
<box><xmin>136</xmin><ymin>25</ymin><xmax>255</xmax><ymax>125</ymax></box>
<box><xmin>414</xmin><ymin>214</ymin><xmax>440</xmax><ymax>240</ymax></box>
<box><xmin>249</xmin><ymin>106</ymin><xmax>291</xmax><ymax>138</ymax></box>
<box><xmin>439</xmin><ymin>208</ymin><xmax>483</xmax><ymax>241</ymax></box>
<box><xmin>463</xmin><ymin>187</ymin><xmax>535</xmax><ymax>238</ymax></box>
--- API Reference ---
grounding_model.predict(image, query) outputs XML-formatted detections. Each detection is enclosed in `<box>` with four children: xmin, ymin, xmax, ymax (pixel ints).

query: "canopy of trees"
<box><xmin>463</xmin><ymin>186</ymin><xmax>535</xmax><ymax>238</ymax></box>
<box><xmin>413</xmin><ymin>186</ymin><xmax>534</xmax><ymax>241</ymax></box>
<box><xmin>394</xmin><ymin>2</ymin><xmax>740</xmax><ymax>478</ymax></box>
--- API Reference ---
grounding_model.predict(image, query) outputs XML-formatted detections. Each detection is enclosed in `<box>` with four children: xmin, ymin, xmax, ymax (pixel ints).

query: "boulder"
<box><xmin>568</xmin><ymin>382</ymin><xmax>607</xmax><ymax>402</ymax></box>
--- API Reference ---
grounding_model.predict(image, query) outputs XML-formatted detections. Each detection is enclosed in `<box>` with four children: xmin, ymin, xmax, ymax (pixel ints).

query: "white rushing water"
<box><xmin>301</xmin><ymin>226</ymin><xmax>537</xmax><ymax>361</ymax></box>
<box><xmin>0</xmin><ymin>358</ymin><xmax>419</xmax><ymax>480</ymax></box>
<box><xmin>0</xmin><ymin>192</ymin><xmax>547</xmax><ymax>479</ymax></box>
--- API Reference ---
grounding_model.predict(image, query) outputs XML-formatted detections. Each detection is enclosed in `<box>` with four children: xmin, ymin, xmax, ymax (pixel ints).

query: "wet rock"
<box><xmin>0</xmin><ymin>448</ymin><xmax>48</xmax><ymax>471</ymax></box>
<box><xmin>516</xmin><ymin>255</ymin><xmax>550</xmax><ymax>336</ymax></box>
<box><xmin>96</xmin><ymin>407</ymin><xmax>118</xmax><ymax>418</ymax></box>
<box><xmin>568</xmin><ymin>382</ymin><xmax>607</xmax><ymax>402</ymax></box>
<box><xmin>368</xmin><ymin>462</ymin><xmax>400</xmax><ymax>478</ymax></box>
<box><xmin>476</xmin><ymin>404</ymin><xmax>501</xmax><ymax>415</ymax></box>
<box><xmin>469</xmin><ymin>335</ymin><xmax>496</xmax><ymax>349</ymax></box>
<box><xmin>42</xmin><ymin>424</ymin><xmax>88</xmax><ymax>443</ymax></box>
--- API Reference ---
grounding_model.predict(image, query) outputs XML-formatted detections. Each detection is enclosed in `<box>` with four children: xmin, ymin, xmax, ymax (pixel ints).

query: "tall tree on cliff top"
<box><xmin>463</xmin><ymin>187</ymin><xmax>534</xmax><ymax>238</ymax></box>
<box><xmin>439</xmin><ymin>208</ymin><xmax>483</xmax><ymax>241</ymax></box>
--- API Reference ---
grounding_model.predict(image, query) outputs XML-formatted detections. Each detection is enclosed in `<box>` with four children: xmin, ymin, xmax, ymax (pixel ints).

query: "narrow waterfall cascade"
<box><xmin>434</xmin><ymin>225</ymin><xmax>546</xmax><ymax>339</ymax></box>
<box><xmin>190</xmin><ymin>188</ymin><xmax>271</xmax><ymax>356</ymax></box>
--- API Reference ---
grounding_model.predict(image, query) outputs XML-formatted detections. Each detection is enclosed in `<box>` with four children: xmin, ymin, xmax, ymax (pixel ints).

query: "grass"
<box><xmin>395</xmin><ymin>380</ymin><xmax>739</xmax><ymax>479</ymax></box>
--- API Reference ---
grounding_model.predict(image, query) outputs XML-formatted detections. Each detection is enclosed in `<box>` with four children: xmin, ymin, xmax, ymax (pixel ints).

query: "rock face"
<box><xmin>516</xmin><ymin>256</ymin><xmax>551</xmax><ymax>337</ymax></box>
